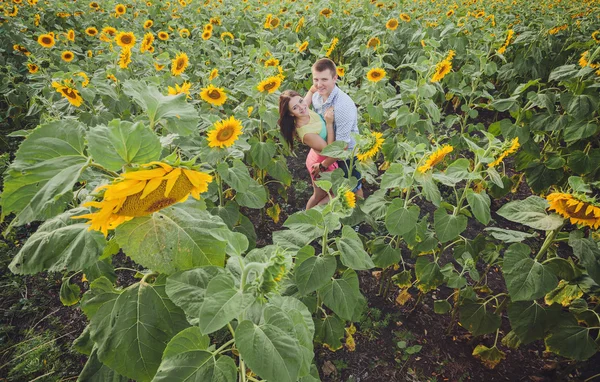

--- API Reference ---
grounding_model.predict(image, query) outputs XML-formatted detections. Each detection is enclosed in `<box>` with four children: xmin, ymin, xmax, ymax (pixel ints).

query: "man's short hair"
<box><xmin>312</xmin><ymin>58</ymin><xmax>337</xmax><ymax>77</ymax></box>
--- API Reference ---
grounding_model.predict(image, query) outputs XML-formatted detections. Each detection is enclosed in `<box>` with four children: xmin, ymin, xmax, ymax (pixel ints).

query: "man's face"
<box><xmin>312</xmin><ymin>68</ymin><xmax>337</xmax><ymax>97</ymax></box>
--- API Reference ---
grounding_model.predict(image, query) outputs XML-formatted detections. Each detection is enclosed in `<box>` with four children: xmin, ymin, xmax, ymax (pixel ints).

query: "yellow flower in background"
<box><xmin>336</xmin><ymin>66</ymin><xmax>345</xmax><ymax>77</ymax></box>
<box><xmin>257</xmin><ymin>76</ymin><xmax>282</xmax><ymax>94</ymax></box>
<box><xmin>67</xmin><ymin>29</ymin><xmax>75</xmax><ymax>41</ymax></box>
<box><xmin>366</xmin><ymin>67</ymin><xmax>386</xmax><ymax>82</ymax></box>
<box><xmin>171</xmin><ymin>52</ymin><xmax>189</xmax><ymax>76</ymax></box>
<box><xmin>431</xmin><ymin>59</ymin><xmax>452</xmax><ymax>82</ymax></box>
<box><xmin>52</xmin><ymin>81</ymin><xmax>83</xmax><ymax>107</ymax></box>
<box><xmin>179</xmin><ymin>28</ymin><xmax>190</xmax><ymax>38</ymax></box>
<box><xmin>38</xmin><ymin>33</ymin><xmax>55</xmax><ymax>48</ymax></box>
<box><xmin>579</xmin><ymin>51</ymin><xmax>589</xmax><ymax>68</ymax></box>
<box><xmin>118</xmin><ymin>47</ymin><xmax>132</xmax><ymax>69</ymax></box>
<box><xmin>386</xmin><ymin>18</ymin><xmax>399</xmax><ymax>30</ymax></box>
<box><xmin>295</xmin><ymin>16</ymin><xmax>305</xmax><ymax>32</ymax></box>
<box><xmin>72</xmin><ymin>162</ymin><xmax>213</xmax><ymax>236</ymax></box>
<box><xmin>319</xmin><ymin>8</ymin><xmax>333</xmax><ymax>18</ymax></box>
<box><xmin>85</xmin><ymin>27</ymin><xmax>99</xmax><ymax>36</ymax></box>
<box><xmin>13</xmin><ymin>45</ymin><xmax>30</xmax><ymax>56</ymax></box>
<box><xmin>325</xmin><ymin>37</ymin><xmax>339</xmax><ymax>57</ymax></box>
<box><xmin>297</xmin><ymin>41</ymin><xmax>309</xmax><ymax>53</ymax></box>
<box><xmin>221</xmin><ymin>32</ymin><xmax>234</xmax><ymax>40</ymax></box>
<box><xmin>158</xmin><ymin>31</ymin><xmax>169</xmax><ymax>40</ymax></box>
<box><xmin>115</xmin><ymin>32</ymin><xmax>136</xmax><ymax>49</ymax></box>
<box><xmin>367</xmin><ymin>36</ymin><xmax>380</xmax><ymax>49</ymax></box>
<box><xmin>202</xmin><ymin>30</ymin><xmax>212</xmax><ymax>40</ymax></box>
<box><xmin>115</xmin><ymin>4</ymin><xmax>126</xmax><ymax>16</ymax></box>
<box><xmin>400</xmin><ymin>13</ymin><xmax>411</xmax><ymax>22</ymax></box>
<box><xmin>418</xmin><ymin>145</ymin><xmax>454</xmax><ymax>173</ymax></box>
<box><xmin>209</xmin><ymin>68</ymin><xmax>219</xmax><ymax>81</ymax></box>
<box><xmin>265</xmin><ymin>57</ymin><xmax>280</xmax><ymax>67</ymax></box>
<box><xmin>154</xmin><ymin>62</ymin><xmax>165</xmax><ymax>71</ymax></box>
<box><xmin>75</xmin><ymin>72</ymin><xmax>89</xmax><ymax>87</ymax></box>
<box><xmin>144</xmin><ymin>19</ymin><xmax>154</xmax><ymax>28</ymax></box>
<box><xmin>140</xmin><ymin>32</ymin><xmax>154</xmax><ymax>52</ymax></box>
<box><xmin>200</xmin><ymin>84</ymin><xmax>227</xmax><ymax>106</ymax></box>
<box><xmin>89</xmin><ymin>2</ymin><xmax>100</xmax><ymax>10</ymax></box>
<box><xmin>107</xmin><ymin>73</ymin><xmax>117</xmax><ymax>82</ymax></box>
<box><xmin>204</xmin><ymin>23</ymin><xmax>213</xmax><ymax>33</ymax></box>
<box><xmin>207</xmin><ymin>116</ymin><xmax>243</xmax><ymax>148</ymax></box>
<box><xmin>357</xmin><ymin>131</ymin><xmax>384</xmax><ymax>162</ymax></box>
<box><xmin>102</xmin><ymin>27</ymin><xmax>117</xmax><ymax>37</ymax></box>
<box><xmin>593</xmin><ymin>31</ymin><xmax>600</xmax><ymax>43</ymax></box>
<box><xmin>343</xmin><ymin>190</ymin><xmax>356</xmax><ymax>208</ymax></box>
<box><xmin>446</xmin><ymin>10</ymin><xmax>455</xmax><ymax>16</ymax></box>
<box><xmin>61</xmin><ymin>51</ymin><xmax>75</xmax><ymax>62</ymax></box>
<box><xmin>488</xmin><ymin>137</ymin><xmax>519</xmax><ymax>168</ymax></box>
<box><xmin>27</xmin><ymin>63</ymin><xmax>39</xmax><ymax>74</ymax></box>
<box><xmin>546</xmin><ymin>193</ymin><xmax>600</xmax><ymax>229</ymax></box>
<box><xmin>247</xmin><ymin>106</ymin><xmax>254</xmax><ymax>117</ymax></box>
<box><xmin>168</xmin><ymin>81</ymin><xmax>192</xmax><ymax>98</ymax></box>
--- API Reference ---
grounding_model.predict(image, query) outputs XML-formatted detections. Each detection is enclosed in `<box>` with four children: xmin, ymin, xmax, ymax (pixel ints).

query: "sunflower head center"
<box><xmin>264</xmin><ymin>81</ymin><xmax>276</xmax><ymax>91</ymax></box>
<box><xmin>176</xmin><ymin>58</ymin><xmax>185</xmax><ymax>70</ymax></box>
<box><xmin>42</xmin><ymin>36</ymin><xmax>52</xmax><ymax>44</ymax></box>
<box><xmin>121</xmin><ymin>35</ymin><xmax>132</xmax><ymax>44</ymax></box>
<box><xmin>217</xmin><ymin>126</ymin><xmax>234</xmax><ymax>141</ymax></box>
<box><xmin>208</xmin><ymin>89</ymin><xmax>222</xmax><ymax>99</ymax></box>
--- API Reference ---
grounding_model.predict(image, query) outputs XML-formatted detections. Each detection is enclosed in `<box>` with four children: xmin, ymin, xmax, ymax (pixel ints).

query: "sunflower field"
<box><xmin>1</xmin><ymin>0</ymin><xmax>600</xmax><ymax>380</ymax></box>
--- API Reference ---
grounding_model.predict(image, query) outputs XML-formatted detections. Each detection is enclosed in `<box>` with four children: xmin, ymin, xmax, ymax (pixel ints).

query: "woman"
<box><xmin>278</xmin><ymin>88</ymin><xmax>336</xmax><ymax>209</ymax></box>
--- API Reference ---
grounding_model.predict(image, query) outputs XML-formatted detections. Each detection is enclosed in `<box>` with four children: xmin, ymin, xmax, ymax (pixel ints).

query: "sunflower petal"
<box><xmin>163</xmin><ymin>168</ymin><xmax>182</xmax><ymax>197</ymax></box>
<box><xmin>121</xmin><ymin>168</ymin><xmax>167</xmax><ymax>180</ymax></box>
<box><xmin>140</xmin><ymin>177</ymin><xmax>164</xmax><ymax>199</ymax></box>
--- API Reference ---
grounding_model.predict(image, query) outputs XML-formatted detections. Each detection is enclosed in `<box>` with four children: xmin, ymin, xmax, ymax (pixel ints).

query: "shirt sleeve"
<box><xmin>333</xmin><ymin>96</ymin><xmax>357</xmax><ymax>146</ymax></box>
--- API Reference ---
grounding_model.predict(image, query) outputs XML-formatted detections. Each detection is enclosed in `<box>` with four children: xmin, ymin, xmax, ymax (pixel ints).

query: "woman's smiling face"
<box><xmin>288</xmin><ymin>95</ymin><xmax>308</xmax><ymax>118</ymax></box>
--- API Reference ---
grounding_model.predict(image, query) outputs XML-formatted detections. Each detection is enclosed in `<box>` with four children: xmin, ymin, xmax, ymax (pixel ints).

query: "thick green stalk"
<box><xmin>534</xmin><ymin>222</ymin><xmax>565</xmax><ymax>262</ymax></box>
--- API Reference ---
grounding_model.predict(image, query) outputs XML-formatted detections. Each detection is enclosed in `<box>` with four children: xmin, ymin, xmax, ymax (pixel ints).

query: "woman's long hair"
<box><xmin>278</xmin><ymin>90</ymin><xmax>301</xmax><ymax>151</ymax></box>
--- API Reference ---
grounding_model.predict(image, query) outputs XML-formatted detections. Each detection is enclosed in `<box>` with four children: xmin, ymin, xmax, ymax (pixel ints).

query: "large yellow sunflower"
<box><xmin>171</xmin><ymin>52</ymin><xmax>189</xmax><ymax>76</ymax></box>
<box><xmin>357</xmin><ymin>131</ymin><xmax>384</xmax><ymax>162</ymax></box>
<box><xmin>547</xmin><ymin>193</ymin><xmax>600</xmax><ymax>229</ymax></box>
<box><xmin>207</xmin><ymin>116</ymin><xmax>243</xmax><ymax>148</ymax></box>
<box><xmin>52</xmin><ymin>81</ymin><xmax>83</xmax><ymax>107</ymax></box>
<box><xmin>488</xmin><ymin>137</ymin><xmax>519</xmax><ymax>168</ymax></box>
<box><xmin>72</xmin><ymin>162</ymin><xmax>213</xmax><ymax>236</ymax></box>
<box><xmin>386</xmin><ymin>18</ymin><xmax>399</xmax><ymax>30</ymax></box>
<box><xmin>202</xmin><ymin>30</ymin><xmax>212</xmax><ymax>40</ymax></box>
<box><xmin>37</xmin><ymin>33</ymin><xmax>55</xmax><ymax>48</ymax></box>
<box><xmin>257</xmin><ymin>76</ymin><xmax>282</xmax><ymax>94</ymax></box>
<box><xmin>366</xmin><ymin>68</ymin><xmax>386</xmax><ymax>82</ymax></box>
<box><xmin>61</xmin><ymin>50</ymin><xmax>75</xmax><ymax>62</ymax></box>
<box><xmin>144</xmin><ymin>19</ymin><xmax>153</xmax><ymax>29</ymax></box>
<box><xmin>431</xmin><ymin>59</ymin><xmax>452</xmax><ymax>82</ymax></box>
<box><xmin>158</xmin><ymin>31</ymin><xmax>169</xmax><ymax>41</ymax></box>
<box><xmin>115</xmin><ymin>31</ymin><xmax>136</xmax><ymax>49</ymax></box>
<box><xmin>417</xmin><ymin>145</ymin><xmax>454</xmax><ymax>173</ymax></box>
<box><xmin>200</xmin><ymin>84</ymin><xmax>227</xmax><ymax>106</ymax></box>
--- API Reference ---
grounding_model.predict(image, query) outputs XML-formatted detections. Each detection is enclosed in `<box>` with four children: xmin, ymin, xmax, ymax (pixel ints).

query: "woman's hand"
<box><xmin>309</xmin><ymin>85</ymin><xmax>318</xmax><ymax>93</ymax></box>
<box><xmin>324</xmin><ymin>106</ymin><xmax>335</xmax><ymax>124</ymax></box>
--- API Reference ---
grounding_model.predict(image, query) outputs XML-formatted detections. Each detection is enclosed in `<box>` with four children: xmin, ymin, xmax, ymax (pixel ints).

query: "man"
<box><xmin>309</xmin><ymin>58</ymin><xmax>363</xmax><ymax>197</ymax></box>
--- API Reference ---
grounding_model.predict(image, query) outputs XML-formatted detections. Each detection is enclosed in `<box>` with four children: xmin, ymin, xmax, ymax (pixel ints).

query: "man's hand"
<box><xmin>311</xmin><ymin>163</ymin><xmax>321</xmax><ymax>178</ymax></box>
<box><xmin>324</xmin><ymin>106</ymin><xmax>334</xmax><ymax>124</ymax></box>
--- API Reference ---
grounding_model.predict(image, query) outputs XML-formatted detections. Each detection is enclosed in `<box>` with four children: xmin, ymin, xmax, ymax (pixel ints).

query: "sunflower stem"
<box><xmin>88</xmin><ymin>162</ymin><xmax>119</xmax><ymax>178</ymax></box>
<box><xmin>534</xmin><ymin>223</ymin><xmax>565</xmax><ymax>262</ymax></box>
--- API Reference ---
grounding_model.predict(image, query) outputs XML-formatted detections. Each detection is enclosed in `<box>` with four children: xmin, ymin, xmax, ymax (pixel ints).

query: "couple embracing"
<box><xmin>278</xmin><ymin>58</ymin><xmax>363</xmax><ymax>210</ymax></box>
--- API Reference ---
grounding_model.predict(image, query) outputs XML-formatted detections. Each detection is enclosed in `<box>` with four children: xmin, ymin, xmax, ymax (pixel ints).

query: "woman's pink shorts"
<box><xmin>305</xmin><ymin>148</ymin><xmax>338</xmax><ymax>182</ymax></box>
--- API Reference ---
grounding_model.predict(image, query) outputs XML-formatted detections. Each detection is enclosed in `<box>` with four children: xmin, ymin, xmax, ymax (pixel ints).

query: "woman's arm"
<box><xmin>324</xmin><ymin>107</ymin><xmax>335</xmax><ymax>145</ymax></box>
<box><xmin>303</xmin><ymin>85</ymin><xmax>318</xmax><ymax>108</ymax></box>
<box><xmin>302</xmin><ymin>133</ymin><xmax>328</xmax><ymax>152</ymax></box>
